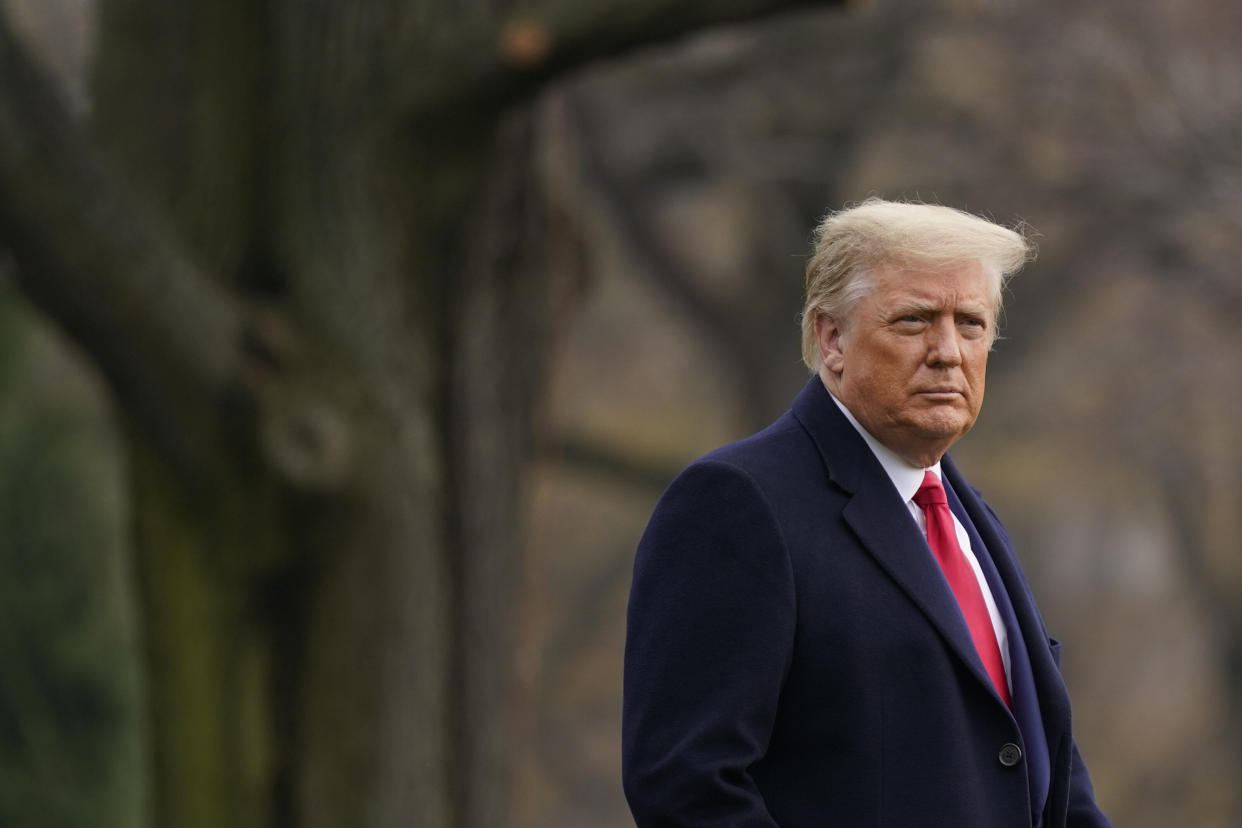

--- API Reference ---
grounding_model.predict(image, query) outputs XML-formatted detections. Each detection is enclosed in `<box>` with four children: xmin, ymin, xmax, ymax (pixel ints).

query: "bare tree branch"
<box><xmin>397</xmin><ymin>0</ymin><xmax>844</xmax><ymax>124</ymax></box>
<box><xmin>542</xmin><ymin>433</ymin><xmax>682</xmax><ymax>492</ymax></box>
<box><xmin>0</xmin><ymin>9</ymin><xmax>247</xmax><ymax>470</ymax></box>
<box><xmin>565</xmin><ymin>89</ymin><xmax>750</xmax><ymax>350</ymax></box>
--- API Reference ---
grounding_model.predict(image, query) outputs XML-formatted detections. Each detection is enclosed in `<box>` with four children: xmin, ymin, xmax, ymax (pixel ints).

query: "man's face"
<box><xmin>816</xmin><ymin>260</ymin><xmax>996</xmax><ymax>468</ymax></box>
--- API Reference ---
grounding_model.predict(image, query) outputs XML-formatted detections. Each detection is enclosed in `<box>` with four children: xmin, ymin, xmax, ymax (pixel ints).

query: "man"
<box><xmin>622</xmin><ymin>199</ymin><xmax>1111</xmax><ymax>827</ymax></box>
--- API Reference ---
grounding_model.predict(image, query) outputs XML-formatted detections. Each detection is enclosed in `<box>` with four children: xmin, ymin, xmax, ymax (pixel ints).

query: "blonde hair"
<box><xmin>800</xmin><ymin>198</ymin><xmax>1034</xmax><ymax>371</ymax></box>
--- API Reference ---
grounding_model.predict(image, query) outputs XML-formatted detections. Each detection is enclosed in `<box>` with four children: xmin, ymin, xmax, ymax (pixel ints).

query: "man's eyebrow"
<box><xmin>886</xmin><ymin>299</ymin><xmax>992</xmax><ymax>318</ymax></box>
<box><xmin>954</xmin><ymin>302</ymin><xmax>991</xmax><ymax>318</ymax></box>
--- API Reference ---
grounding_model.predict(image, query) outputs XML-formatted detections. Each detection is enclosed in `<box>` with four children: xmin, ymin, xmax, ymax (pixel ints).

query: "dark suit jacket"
<box><xmin>623</xmin><ymin>377</ymin><xmax>1111</xmax><ymax>828</ymax></box>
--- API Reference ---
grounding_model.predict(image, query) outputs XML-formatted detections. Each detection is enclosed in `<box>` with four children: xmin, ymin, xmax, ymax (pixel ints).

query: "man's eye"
<box><xmin>959</xmin><ymin>318</ymin><xmax>988</xmax><ymax>337</ymax></box>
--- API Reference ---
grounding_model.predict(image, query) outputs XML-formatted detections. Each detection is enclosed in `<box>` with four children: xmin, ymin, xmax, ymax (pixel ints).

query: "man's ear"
<box><xmin>815</xmin><ymin>313</ymin><xmax>846</xmax><ymax>374</ymax></box>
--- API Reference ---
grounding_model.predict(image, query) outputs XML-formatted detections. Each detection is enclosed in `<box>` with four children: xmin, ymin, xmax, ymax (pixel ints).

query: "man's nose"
<box><xmin>925</xmin><ymin>317</ymin><xmax>962</xmax><ymax>366</ymax></box>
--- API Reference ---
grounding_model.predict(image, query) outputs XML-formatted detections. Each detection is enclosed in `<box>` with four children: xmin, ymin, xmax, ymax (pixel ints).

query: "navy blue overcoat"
<box><xmin>623</xmin><ymin>377</ymin><xmax>1111</xmax><ymax>827</ymax></box>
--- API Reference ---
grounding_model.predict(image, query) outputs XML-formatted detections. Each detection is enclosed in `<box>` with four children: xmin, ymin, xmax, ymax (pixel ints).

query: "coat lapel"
<box><xmin>791</xmin><ymin>378</ymin><xmax>1006</xmax><ymax>705</ymax></box>
<box><xmin>942</xmin><ymin>456</ymin><xmax>1072</xmax><ymax>735</ymax></box>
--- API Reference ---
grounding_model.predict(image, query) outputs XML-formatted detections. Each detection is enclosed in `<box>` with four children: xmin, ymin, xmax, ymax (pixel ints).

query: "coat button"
<box><xmin>998</xmin><ymin>743</ymin><xmax>1023</xmax><ymax>767</ymax></box>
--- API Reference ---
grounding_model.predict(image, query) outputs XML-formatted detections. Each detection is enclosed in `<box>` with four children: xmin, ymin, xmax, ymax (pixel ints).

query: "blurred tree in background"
<box><xmin>0</xmin><ymin>281</ymin><xmax>141</xmax><ymax>827</ymax></box>
<box><xmin>7</xmin><ymin>0</ymin><xmax>1242</xmax><ymax>827</ymax></box>
<box><xmin>0</xmin><ymin>0</ymin><xmax>841</xmax><ymax>827</ymax></box>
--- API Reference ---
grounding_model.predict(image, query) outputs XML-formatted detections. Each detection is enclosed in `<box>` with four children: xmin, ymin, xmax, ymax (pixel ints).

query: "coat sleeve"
<box><xmin>1065</xmin><ymin>739</ymin><xmax>1113</xmax><ymax>828</ymax></box>
<box><xmin>622</xmin><ymin>459</ymin><xmax>794</xmax><ymax>827</ymax></box>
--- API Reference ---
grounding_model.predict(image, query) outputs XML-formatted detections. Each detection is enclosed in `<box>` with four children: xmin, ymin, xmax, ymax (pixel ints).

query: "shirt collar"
<box><xmin>825</xmin><ymin>383</ymin><xmax>941</xmax><ymax>503</ymax></box>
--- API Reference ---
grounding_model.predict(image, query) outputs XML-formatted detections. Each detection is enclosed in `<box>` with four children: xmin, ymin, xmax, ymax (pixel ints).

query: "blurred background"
<box><xmin>4</xmin><ymin>0</ymin><xmax>1242</xmax><ymax>826</ymax></box>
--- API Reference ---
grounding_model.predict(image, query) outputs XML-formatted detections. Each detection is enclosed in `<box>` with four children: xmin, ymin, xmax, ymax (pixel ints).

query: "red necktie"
<box><xmin>913</xmin><ymin>471</ymin><xmax>1011</xmax><ymax>707</ymax></box>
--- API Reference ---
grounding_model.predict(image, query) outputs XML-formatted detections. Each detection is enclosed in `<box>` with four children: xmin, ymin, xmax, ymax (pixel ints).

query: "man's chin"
<box><xmin>909</xmin><ymin>414</ymin><xmax>974</xmax><ymax>445</ymax></box>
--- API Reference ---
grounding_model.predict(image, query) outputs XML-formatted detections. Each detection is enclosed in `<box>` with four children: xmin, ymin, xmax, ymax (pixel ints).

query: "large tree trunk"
<box><xmin>84</xmin><ymin>4</ymin><xmax>476</xmax><ymax>823</ymax></box>
<box><xmin>93</xmin><ymin>5</ymin><xmax>477</xmax><ymax>823</ymax></box>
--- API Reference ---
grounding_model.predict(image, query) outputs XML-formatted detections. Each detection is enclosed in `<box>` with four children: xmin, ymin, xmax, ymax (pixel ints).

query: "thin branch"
<box><xmin>0</xmin><ymin>9</ymin><xmax>246</xmax><ymax>470</ymax></box>
<box><xmin>541</xmin><ymin>434</ymin><xmax>682</xmax><ymax>493</ymax></box>
<box><xmin>566</xmin><ymin>90</ymin><xmax>749</xmax><ymax>353</ymax></box>
<box><xmin>396</xmin><ymin>0</ymin><xmax>845</xmax><ymax>126</ymax></box>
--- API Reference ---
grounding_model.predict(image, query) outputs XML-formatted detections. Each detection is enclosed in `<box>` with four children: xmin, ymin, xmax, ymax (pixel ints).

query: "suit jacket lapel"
<box><xmin>791</xmin><ymin>378</ymin><xmax>1005</xmax><ymax>704</ymax></box>
<box><xmin>941</xmin><ymin>455</ymin><xmax>1072</xmax><ymax>737</ymax></box>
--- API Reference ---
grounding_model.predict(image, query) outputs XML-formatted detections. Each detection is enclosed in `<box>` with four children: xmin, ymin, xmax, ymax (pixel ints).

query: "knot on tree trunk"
<box><xmin>262</xmin><ymin>393</ymin><xmax>353</xmax><ymax>490</ymax></box>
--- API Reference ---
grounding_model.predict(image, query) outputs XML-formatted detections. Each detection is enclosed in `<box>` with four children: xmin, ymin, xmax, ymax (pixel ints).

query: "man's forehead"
<box><xmin>873</xmin><ymin>280</ymin><xmax>994</xmax><ymax>305</ymax></box>
<box><xmin>869</xmin><ymin>261</ymin><xmax>998</xmax><ymax>307</ymax></box>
